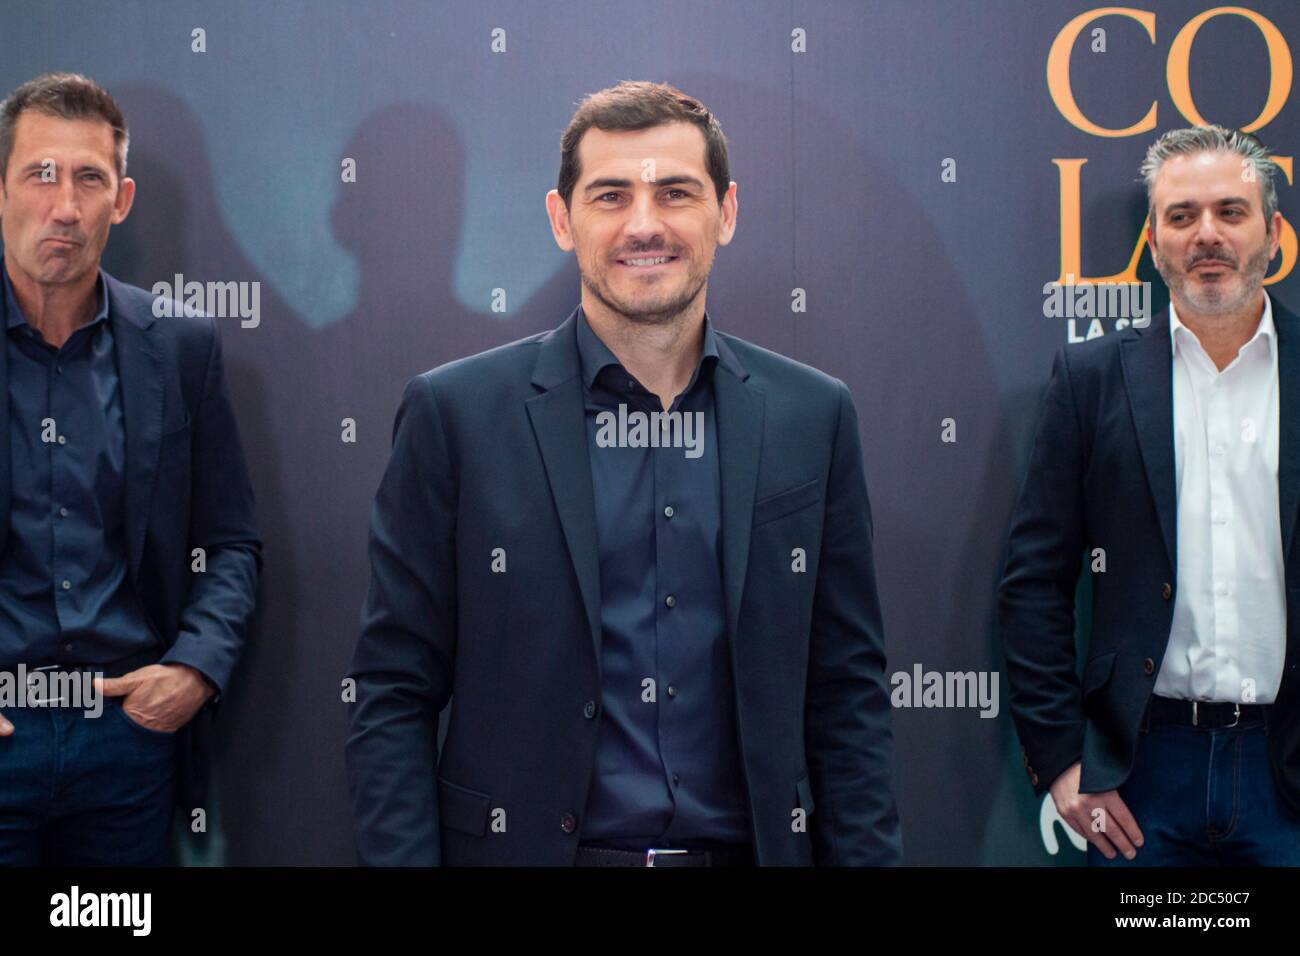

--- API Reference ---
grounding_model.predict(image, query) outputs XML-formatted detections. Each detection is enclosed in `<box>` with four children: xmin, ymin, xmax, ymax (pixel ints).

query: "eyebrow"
<box><xmin>17</xmin><ymin>159</ymin><xmax>110</xmax><ymax>176</ymax></box>
<box><xmin>1162</xmin><ymin>196</ymin><xmax>1254</xmax><ymax>214</ymax></box>
<box><xmin>583</xmin><ymin>174</ymin><xmax>706</xmax><ymax>193</ymax></box>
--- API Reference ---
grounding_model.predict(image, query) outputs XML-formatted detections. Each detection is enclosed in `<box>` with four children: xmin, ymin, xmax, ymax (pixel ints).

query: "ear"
<box><xmin>716</xmin><ymin>181</ymin><xmax>738</xmax><ymax>247</ymax></box>
<box><xmin>111</xmin><ymin>176</ymin><xmax>136</xmax><ymax>225</ymax></box>
<box><xmin>545</xmin><ymin>189</ymin><xmax>575</xmax><ymax>252</ymax></box>
<box><xmin>1267</xmin><ymin>209</ymin><xmax>1283</xmax><ymax>262</ymax></box>
<box><xmin>1144</xmin><ymin>215</ymin><xmax>1158</xmax><ymax>268</ymax></box>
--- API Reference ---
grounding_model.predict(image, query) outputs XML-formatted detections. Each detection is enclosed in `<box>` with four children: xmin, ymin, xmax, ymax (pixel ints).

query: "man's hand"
<box><xmin>1049</xmin><ymin>761</ymin><xmax>1144</xmax><ymax>860</ymax></box>
<box><xmin>0</xmin><ymin>711</ymin><xmax>11</xmax><ymax>736</ymax></box>
<box><xmin>95</xmin><ymin>664</ymin><xmax>215</xmax><ymax>733</ymax></box>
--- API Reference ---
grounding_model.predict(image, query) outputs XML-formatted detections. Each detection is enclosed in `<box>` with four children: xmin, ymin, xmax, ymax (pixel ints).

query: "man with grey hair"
<box><xmin>1000</xmin><ymin>124</ymin><xmax>1300</xmax><ymax>865</ymax></box>
<box><xmin>0</xmin><ymin>73</ymin><xmax>260</xmax><ymax>864</ymax></box>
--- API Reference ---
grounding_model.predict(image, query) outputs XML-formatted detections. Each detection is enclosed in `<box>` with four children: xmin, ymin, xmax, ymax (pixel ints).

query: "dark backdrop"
<box><xmin>1</xmin><ymin>0</ymin><xmax>1295</xmax><ymax>864</ymax></box>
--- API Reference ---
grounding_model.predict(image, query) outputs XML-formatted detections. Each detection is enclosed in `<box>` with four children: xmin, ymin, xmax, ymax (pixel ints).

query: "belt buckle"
<box><xmin>1226</xmin><ymin>702</ymin><xmax>1241</xmax><ymax>729</ymax></box>
<box><xmin>645</xmin><ymin>848</ymin><xmax>690</xmax><ymax>867</ymax></box>
<box><xmin>27</xmin><ymin>663</ymin><xmax>68</xmax><ymax>706</ymax></box>
<box><xmin>1192</xmin><ymin>699</ymin><xmax>1242</xmax><ymax>728</ymax></box>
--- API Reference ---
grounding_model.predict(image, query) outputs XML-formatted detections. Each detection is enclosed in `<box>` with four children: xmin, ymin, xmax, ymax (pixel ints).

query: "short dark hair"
<box><xmin>557</xmin><ymin>80</ymin><xmax>729</xmax><ymax>209</ymax></box>
<box><xmin>0</xmin><ymin>72</ymin><xmax>128</xmax><ymax>182</ymax></box>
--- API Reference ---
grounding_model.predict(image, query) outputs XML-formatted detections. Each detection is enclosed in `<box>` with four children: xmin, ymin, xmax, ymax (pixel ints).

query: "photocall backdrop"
<box><xmin>1</xmin><ymin>0</ymin><xmax>1295</xmax><ymax>865</ymax></box>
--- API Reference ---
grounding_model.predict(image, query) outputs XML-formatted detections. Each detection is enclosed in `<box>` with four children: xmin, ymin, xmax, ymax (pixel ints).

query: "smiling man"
<box><xmin>347</xmin><ymin>80</ymin><xmax>902</xmax><ymax>866</ymax></box>
<box><xmin>0</xmin><ymin>73</ymin><xmax>260</xmax><ymax>865</ymax></box>
<box><xmin>1000</xmin><ymin>125</ymin><xmax>1300</xmax><ymax>865</ymax></box>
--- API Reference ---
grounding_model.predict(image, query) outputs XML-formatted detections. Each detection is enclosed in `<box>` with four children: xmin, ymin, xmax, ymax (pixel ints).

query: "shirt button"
<box><xmin>1142</xmin><ymin>658</ymin><xmax>1156</xmax><ymax>676</ymax></box>
<box><xmin>58</xmin><ymin>507</ymin><xmax>68</xmax><ymax>517</ymax></box>
<box><xmin>57</xmin><ymin>435</ymin><xmax>66</xmax><ymax>445</ymax></box>
<box><xmin>664</xmin><ymin>505</ymin><xmax>674</xmax><ymax>518</ymax></box>
<box><xmin>583</xmin><ymin>700</ymin><xmax>596</xmax><ymax>719</ymax></box>
<box><xmin>560</xmin><ymin>812</ymin><xmax>577</xmax><ymax>834</ymax></box>
<box><xmin>665</xmin><ymin>595</ymin><xmax>676</xmax><ymax>608</ymax></box>
<box><xmin>61</xmin><ymin>579</ymin><xmax>71</xmax><ymax>590</ymax></box>
<box><xmin>1161</xmin><ymin>582</ymin><xmax>1172</xmax><ymax>600</ymax></box>
<box><xmin>667</xmin><ymin>685</ymin><xmax>677</xmax><ymax>698</ymax></box>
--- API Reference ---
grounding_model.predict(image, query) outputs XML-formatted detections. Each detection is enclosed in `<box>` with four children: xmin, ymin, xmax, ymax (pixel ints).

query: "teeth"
<box><xmin>624</xmin><ymin>257</ymin><xmax>672</xmax><ymax>266</ymax></box>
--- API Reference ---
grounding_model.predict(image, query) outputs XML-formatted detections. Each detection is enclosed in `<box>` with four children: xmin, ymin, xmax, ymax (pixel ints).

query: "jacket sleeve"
<box><xmin>997</xmin><ymin>345</ymin><xmax>1088</xmax><ymax>796</ymax></box>
<box><xmin>159</xmin><ymin>319</ymin><xmax>261</xmax><ymax>696</ymax></box>
<box><xmin>804</xmin><ymin>380</ymin><xmax>903</xmax><ymax>865</ymax></box>
<box><xmin>345</xmin><ymin>373</ymin><xmax>458</xmax><ymax>865</ymax></box>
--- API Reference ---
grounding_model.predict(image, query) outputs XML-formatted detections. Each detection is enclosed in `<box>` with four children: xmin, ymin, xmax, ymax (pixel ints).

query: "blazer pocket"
<box><xmin>160</xmin><ymin>413</ymin><xmax>192</xmax><ymax>442</ymax></box>
<box><xmin>753</xmin><ymin>478</ymin><xmax>821</xmax><ymax>527</ymax></box>
<box><xmin>437</xmin><ymin>776</ymin><xmax>492</xmax><ymax>837</ymax></box>
<box><xmin>1082</xmin><ymin>650</ymin><xmax>1118</xmax><ymax>699</ymax></box>
<box><xmin>795</xmin><ymin>773</ymin><xmax>816</xmax><ymax>816</ymax></box>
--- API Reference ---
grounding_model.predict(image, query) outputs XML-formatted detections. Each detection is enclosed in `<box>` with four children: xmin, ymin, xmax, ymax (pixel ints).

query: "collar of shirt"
<box><xmin>575</xmin><ymin>303</ymin><xmax>737</xmax><ymax>398</ymax></box>
<box><xmin>1169</xmin><ymin>289</ymin><xmax>1275</xmax><ymax>367</ymax></box>
<box><xmin>3</xmin><ymin>260</ymin><xmax>110</xmax><ymax>338</ymax></box>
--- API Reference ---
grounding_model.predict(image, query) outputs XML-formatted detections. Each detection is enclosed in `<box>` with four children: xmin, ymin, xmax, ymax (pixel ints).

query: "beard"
<box><xmin>580</xmin><ymin>250</ymin><xmax>710</xmax><ymax>326</ymax></box>
<box><xmin>1155</xmin><ymin>242</ymin><xmax>1271</xmax><ymax>316</ymax></box>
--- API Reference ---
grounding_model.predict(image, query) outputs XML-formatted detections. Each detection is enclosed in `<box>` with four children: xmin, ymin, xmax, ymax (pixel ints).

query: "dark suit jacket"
<box><xmin>999</xmin><ymin>301</ymin><xmax>1300</xmax><ymax>809</ymax></box>
<box><xmin>0</xmin><ymin>270</ymin><xmax>262</xmax><ymax>811</ymax></box>
<box><xmin>346</xmin><ymin>307</ymin><xmax>902</xmax><ymax>865</ymax></box>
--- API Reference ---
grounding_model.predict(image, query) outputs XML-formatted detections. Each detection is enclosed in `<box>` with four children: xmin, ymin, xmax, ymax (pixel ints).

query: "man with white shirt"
<box><xmin>999</xmin><ymin>125</ymin><xmax>1300</xmax><ymax>865</ymax></box>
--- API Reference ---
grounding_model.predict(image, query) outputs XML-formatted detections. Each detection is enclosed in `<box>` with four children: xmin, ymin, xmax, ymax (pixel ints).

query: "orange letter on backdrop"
<box><xmin>1049</xmin><ymin>6</ymin><xmax>1294</xmax><ymax>283</ymax></box>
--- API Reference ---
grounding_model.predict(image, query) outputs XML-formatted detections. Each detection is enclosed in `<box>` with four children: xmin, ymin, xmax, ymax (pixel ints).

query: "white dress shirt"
<box><xmin>1156</xmin><ymin>291</ymin><xmax>1287</xmax><ymax>704</ymax></box>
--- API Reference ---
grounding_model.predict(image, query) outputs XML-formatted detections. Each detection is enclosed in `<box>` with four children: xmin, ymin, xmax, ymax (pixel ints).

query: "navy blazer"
<box><xmin>346</xmin><ymin>307</ymin><xmax>902</xmax><ymax>865</ymax></box>
<box><xmin>999</xmin><ymin>300</ymin><xmax>1300</xmax><ymax>808</ymax></box>
<box><xmin>0</xmin><ymin>270</ymin><xmax>261</xmax><ymax>811</ymax></box>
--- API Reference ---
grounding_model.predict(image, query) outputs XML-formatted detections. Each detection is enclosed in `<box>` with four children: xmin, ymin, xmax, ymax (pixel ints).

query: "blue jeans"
<box><xmin>0</xmin><ymin>692</ymin><xmax>176</xmax><ymax>865</ymax></box>
<box><xmin>1088</xmin><ymin>706</ymin><xmax>1300</xmax><ymax>866</ymax></box>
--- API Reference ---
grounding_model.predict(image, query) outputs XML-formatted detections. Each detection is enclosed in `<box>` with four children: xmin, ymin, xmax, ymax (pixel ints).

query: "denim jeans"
<box><xmin>0</xmin><ymin>691</ymin><xmax>176</xmax><ymax>865</ymax></box>
<box><xmin>1088</xmin><ymin>705</ymin><xmax>1300</xmax><ymax>866</ymax></box>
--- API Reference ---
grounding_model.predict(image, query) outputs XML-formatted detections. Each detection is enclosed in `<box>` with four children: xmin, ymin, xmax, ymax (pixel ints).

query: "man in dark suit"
<box><xmin>1000</xmin><ymin>125</ymin><xmax>1300</xmax><ymax>865</ymax></box>
<box><xmin>346</xmin><ymin>80</ymin><xmax>901</xmax><ymax>866</ymax></box>
<box><xmin>0</xmin><ymin>74</ymin><xmax>260</xmax><ymax>864</ymax></box>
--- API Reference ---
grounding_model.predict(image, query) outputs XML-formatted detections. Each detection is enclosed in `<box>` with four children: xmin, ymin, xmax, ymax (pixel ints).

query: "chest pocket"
<box><xmin>753</xmin><ymin>478</ymin><xmax>821</xmax><ymax>527</ymax></box>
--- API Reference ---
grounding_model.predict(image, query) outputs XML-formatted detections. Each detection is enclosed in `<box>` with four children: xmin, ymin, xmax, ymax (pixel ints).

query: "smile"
<box><xmin>617</xmin><ymin>256</ymin><xmax>678</xmax><ymax>268</ymax></box>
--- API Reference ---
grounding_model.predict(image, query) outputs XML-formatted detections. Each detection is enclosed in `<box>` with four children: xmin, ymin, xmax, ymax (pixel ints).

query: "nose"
<box><xmin>622</xmin><ymin>189</ymin><xmax>666</xmax><ymax>246</ymax></box>
<box><xmin>50</xmin><ymin>172</ymin><xmax>82</xmax><ymax>225</ymax></box>
<box><xmin>1193</xmin><ymin>207</ymin><xmax>1223</xmax><ymax>248</ymax></box>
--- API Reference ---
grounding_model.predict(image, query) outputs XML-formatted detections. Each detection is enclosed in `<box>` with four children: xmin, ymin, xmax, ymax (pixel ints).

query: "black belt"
<box><xmin>0</xmin><ymin>648</ymin><xmax>163</xmax><ymax>681</ymax></box>
<box><xmin>1148</xmin><ymin>694</ymin><xmax>1268</xmax><ymax>729</ymax></box>
<box><xmin>575</xmin><ymin>844</ymin><xmax>754</xmax><ymax>867</ymax></box>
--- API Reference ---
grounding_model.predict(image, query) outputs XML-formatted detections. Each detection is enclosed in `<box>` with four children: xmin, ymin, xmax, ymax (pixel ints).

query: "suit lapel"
<box><xmin>106</xmin><ymin>274</ymin><xmax>164</xmax><ymax>586</ymax></box>
<box><xmin>0</xmin><ymin>288</ymin><xmax>9</xmax><ymax>560</ymax></box>
<box><xmin>1275</xmin><ymin>302</ymin><xmax>1300</xmax><ymax>562</ymax></box>
<box><xmin>525</xmin><ymin>310</ymin><xmax>769</xmax><ymax>674</ymax></box>
<box><xmin>526</xmin><ymin>311</ymin><xmax>604</xmax><ymax>675</ymax></box>
<box><xmin>712</xmin><ymin>353</ymin><xmax>764</xmax><ymax>649</ymax></box>
<box><xmin>1121</xmin><ymin>309</ymin><xmax>1177</xmax><ymax>572</ymax></box>
<box><xmin>1122</xmin><ymin>298</ymin><xmax>1300</xmax><ymax>574</ymax></box>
